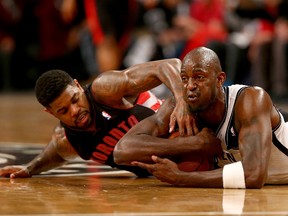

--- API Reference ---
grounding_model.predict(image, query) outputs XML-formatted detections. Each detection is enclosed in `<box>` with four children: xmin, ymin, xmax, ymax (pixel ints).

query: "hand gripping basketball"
<box><xmin>168</xmin><ymin>131</ymin><xmax>213</xmax><ymax>172</ymax></box>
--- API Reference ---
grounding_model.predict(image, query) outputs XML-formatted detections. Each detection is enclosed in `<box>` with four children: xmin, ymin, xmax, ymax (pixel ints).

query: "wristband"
<box><xmin>223</xmin><ymin>161</ymin><xmax>246</xmax><ymax>189</ymax></box>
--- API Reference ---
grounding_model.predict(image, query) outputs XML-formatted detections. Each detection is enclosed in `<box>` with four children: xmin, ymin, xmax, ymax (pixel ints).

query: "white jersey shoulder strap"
<box><xmin>216</xmin><ymin>84</ymin><xmax>248</xmax><ymax>150</ymax></box>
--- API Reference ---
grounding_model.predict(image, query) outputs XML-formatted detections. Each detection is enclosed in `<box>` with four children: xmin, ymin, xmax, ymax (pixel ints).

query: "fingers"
<box><xmin>11</xmin><ymin>169</ymin><xmax>31</xmax><ymax>178</ymax></box>
<box><xmin>151</xmin><ymin>155</ymin><xmax>162</xmax><ymax>163</ymax></box>
<box><xmin>169</xmin><ymin>115</ymin><xmax>185</xmax><ymax>136</ymax></box>
<box><xmin>169</xmin><ymin>115</ymin><xmax>177</xmax><ymax>133</ymax></box>
<box><xmin>176</xmin><ymin>116</ymin><xmax>185</xmax><ymax>137</ymax></box>
<box><xmin>131</xmin><ymin>161</ymin><xmax>153</xmax><ymax>170</ymax></box>
<box><xmin>185</xmin><ymin>121</ymin><xmax>193</xmax><ymax>136</ymax></box>
<box><xmin>132</xmin><ymin>156</ymin><xmax>163</xmax><ymax>171</ymax></box>
<box><xmin>170</xmin><ymin>114</ymin><xmax>198</xmax><ymax>136</ymax></box>
<box><xmin>10</xmin><ymin>173</ymin><xmax>16</xmax><ymax>179</ymax></box>
<box><xmin>10</xmin><ymin>170</ymin><xmax>22</xmax><ymax>179</ymax></box>
<box><xmin>0</xmin><ymin>167</ymin><xmax>16</xmax><ymax>178</ymax></box>
<box><xmin>192</xmin><ymin>118</ymin><xmax>199</xmax><ymax>135</ymax></box>
<box><xmin>0</xmin><ymin>166</ymin><xmax>30</xmax><ymax>179</ymax></box>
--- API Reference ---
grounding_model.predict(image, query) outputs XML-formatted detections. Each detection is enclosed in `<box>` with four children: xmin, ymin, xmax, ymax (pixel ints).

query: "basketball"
<box><xmin>168</xmin><ymin>131</ymin><xmax>212</xmax><ymax>172</ymax></box>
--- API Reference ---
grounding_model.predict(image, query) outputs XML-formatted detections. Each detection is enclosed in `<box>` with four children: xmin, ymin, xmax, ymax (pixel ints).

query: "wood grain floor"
<box><xmin>1</xmin><ymin>92</ymin><xmax>288</xmax><ymax>216</ymax></box>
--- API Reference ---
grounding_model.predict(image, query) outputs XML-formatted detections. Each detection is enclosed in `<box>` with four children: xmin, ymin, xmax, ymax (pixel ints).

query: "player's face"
<box><xmin>45</xmin><ymin>81</ymin><xmax>93</xmax><ymax>130</ymax></box>
<box><xmin>180</xmin><ymin>62</ymin><xmax>218</xmax><ymax>113</ymax></box>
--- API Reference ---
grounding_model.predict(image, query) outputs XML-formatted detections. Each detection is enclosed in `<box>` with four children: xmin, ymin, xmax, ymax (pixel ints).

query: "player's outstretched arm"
<box><xmin>0</xmin><ymin>125</ymin><xmax>78</xmax><ymax>178</ymax></box>
<box><xmin>92</xmin><ymin>59</ymin><xmax>193</xmax><ymax>136</ymax></box>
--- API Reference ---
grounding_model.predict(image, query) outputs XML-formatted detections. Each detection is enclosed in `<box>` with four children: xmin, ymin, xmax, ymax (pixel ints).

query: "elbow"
<box><xmin>113</xmin><ymin>140</ymin><xmax>133</xmax><ymax>165</ymax></box>
<box><xmin>245</xmin><ymin>170</ymin><xmax>266</xmax><ymax>189</ymax></box>
<box><xmin>246</xmin><ymin>181</ymin><xmax>265</xmax><ymax>189</ymax></box>
<box><xmin>169</xmin><ymin>58</ymin><xmax>181</xmax><ymax>69</ymax></box>
<box><xmin>113</xmin><ymin>148</ymin><xmax>125</xmax><ymax>165</ymax></box>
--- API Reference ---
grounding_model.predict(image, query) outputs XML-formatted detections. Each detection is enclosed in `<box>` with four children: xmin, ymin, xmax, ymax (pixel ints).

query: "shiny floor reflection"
<box><xmin>1</xmin><ymin>164</ymin><xmax>288</xmax><ymax>215</ymax></box>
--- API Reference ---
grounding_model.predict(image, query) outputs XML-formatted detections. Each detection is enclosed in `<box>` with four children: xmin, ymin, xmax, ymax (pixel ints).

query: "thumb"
<box><xmin>10</xmin><ymin>172</ymin><xmax>17</xmax><ymax>179</ymax></box>
<box><xmin>151</xmin><ymin>155</ymin><xmax>159</xmax><ymax>163</ymax></box>
<box><xmin>152</xmin><ymin>155</ymin><xmax>164</xmax><ymax>163</ymax></box>
<box><xmin>10</xmin><ymin>169</ymin><xmax>30</xmax><ymax>178</ymax></box>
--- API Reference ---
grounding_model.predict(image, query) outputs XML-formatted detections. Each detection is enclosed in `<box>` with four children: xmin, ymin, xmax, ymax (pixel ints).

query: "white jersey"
<box><xmin>216</xmin><ymin>84</ymin><xmax>288</xmax><ymax>184</ymax></box>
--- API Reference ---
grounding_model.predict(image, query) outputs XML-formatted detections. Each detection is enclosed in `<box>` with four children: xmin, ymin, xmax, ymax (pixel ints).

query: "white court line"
<box><xmin>0</xmin><ymin>141</ymin><xmax>46</xmax><ymax>146</ymax></box>
<box><xmin>37</xmin><ymin>170</ymin><xmax>132</xmax><ymax>177</ymax></box>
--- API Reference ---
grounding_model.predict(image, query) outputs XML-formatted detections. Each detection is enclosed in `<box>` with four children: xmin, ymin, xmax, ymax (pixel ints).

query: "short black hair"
<box><xmin>35</xmin><ymin>69</ymin><xmax>74</xmax><ymax>107</ymax></box>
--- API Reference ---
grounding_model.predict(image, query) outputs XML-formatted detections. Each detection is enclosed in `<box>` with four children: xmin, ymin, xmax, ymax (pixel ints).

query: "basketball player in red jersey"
<box><xmin>0</xmin><ymin>58</ymin><xmax>197</xmax><ymax>178</ymax></box>
<box><xmin>115</xmin><ymin>47</ymin><xmax>288</xmax><ymax>189</ymax></box>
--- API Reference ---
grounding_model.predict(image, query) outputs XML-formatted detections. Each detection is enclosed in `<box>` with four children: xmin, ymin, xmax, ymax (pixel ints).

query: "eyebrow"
<box><xmin>56</xmin><ymin>92</ymin><xmax>77</xmax><ymax>114</ymax></box>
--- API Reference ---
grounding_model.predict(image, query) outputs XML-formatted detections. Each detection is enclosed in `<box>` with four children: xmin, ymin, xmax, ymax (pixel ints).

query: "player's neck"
<box><xmin>197</xmin><ymin>88</ymin><xmax>226</xmax><ymax>131</ymax></box>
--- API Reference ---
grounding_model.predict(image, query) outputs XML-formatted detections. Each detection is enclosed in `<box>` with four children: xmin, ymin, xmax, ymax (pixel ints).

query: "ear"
<box><xmin>44</xmin><ymin>108</ymin><xmax>55</xmax><ymax>116</ymax></box>
<box><xmin>217</xmin><ymin>72</ymin><xmax>226</xmax><ymax>87</ymax></box>
<box><xmin>74</xmin><ymin>79</ymin><xmax>84</xmax><ymax>92</ymax></box>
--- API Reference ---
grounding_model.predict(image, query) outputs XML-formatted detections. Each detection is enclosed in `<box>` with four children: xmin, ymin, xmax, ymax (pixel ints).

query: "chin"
<box><xmin>85</xmin><ymin>117</ymin><xmax>94</xmax><ymax>129</ymax></box>
<box><xmin>189</xmin><ymin>103</ymin><xmax>207</xmax><ymax>113</ymax></box>
<box><xmin>76</xmin><ymin>117</ymin><xmax>92</xmax><ymax>130</ymax></box>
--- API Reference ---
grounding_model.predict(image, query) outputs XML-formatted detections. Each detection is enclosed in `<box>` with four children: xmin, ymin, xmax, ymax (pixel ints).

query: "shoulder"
<box><xmin>234</xmin><ymin>86</ymin><xmax>273</xmax><ymax>120</ymax></box>
<box><xmin>236</xmin><ymin>86</ymin><xmax>271</xmax><ymax>105</ymax></box>
<box><xmin>89</xmin><ymin>70</ymin><xmax>127</xmax><ymax>105</ymax></box>
<box><xmin>91</xmin><ymin>70</ymin><xmax>124</xmax><ymax>93</ymax></box>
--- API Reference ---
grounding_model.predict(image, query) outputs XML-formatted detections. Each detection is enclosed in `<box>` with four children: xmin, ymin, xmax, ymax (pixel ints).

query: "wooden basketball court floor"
<box><xmin>1</xmin><ymin>92</ymin><xmax>288</xmax><ymax>216</ymax></box>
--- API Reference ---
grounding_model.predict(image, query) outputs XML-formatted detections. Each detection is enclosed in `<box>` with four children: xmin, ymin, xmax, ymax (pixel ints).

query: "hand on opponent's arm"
<box><xmin>154</xmin><ymin>59</ymin><xmax>194</xmax><ymax>136</ymax></box>
<box><xmin>93</xmin><ymin>58</ymin><xmax>194</xmax><ymax>136</ymax></box>
<box><xmin>169</xmin><ymin>98</ymin><xmax>195</xmax><ymax>136</ymax></box>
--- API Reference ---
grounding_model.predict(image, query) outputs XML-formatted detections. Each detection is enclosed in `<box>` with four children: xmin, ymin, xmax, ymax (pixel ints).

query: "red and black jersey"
<box><xmin>62</xmin><ymin>85</ymin><xmax>162</xmax><ymax>177</ymax></box>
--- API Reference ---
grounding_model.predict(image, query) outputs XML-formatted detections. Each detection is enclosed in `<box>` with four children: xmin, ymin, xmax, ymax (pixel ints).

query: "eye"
<box><xmin>181</xmin><ymin>75</ymin><xmax>188</xmax><ymax>83</ymax></box>
<box><xmin>61</xmin><ymin>109</ymin><xmax>68</xmax><ymax>115</ymax></box>
<box><xmin>71</xmin><ymin>95</ymin><xmax>79</xmax><ymax>104</ymax></box>
<box><xmin>196</xmin><ymin>75</ymin><xmax>205</xmax><ymax>80</ymax></box>
<box><xmin>58</xmin><ymin>108</ymin><xmax>68</xmax><ymax>115</ymax></box>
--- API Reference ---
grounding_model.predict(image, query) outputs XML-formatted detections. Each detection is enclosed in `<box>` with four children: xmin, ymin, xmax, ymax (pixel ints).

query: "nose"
<box><xmin>187</xmin><ymin>78</ymin><xmax>197</xmax><ymax>90</ymax></box>
<box><xmin>70</xmin><ymin>103</ymin><xmax>80</xmax><ymax>117</ymax></box>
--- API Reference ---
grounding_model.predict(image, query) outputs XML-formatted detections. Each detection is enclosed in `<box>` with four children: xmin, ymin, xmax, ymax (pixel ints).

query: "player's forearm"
<box><xmin>114</xmin><ymin>135</ymin><xmax>204</xmax><ymax>165</ymax></box>
<box><xmin>123</xmin><ymin>58</ymin><xmax>182</xmax><ymax>97</ymax></box>
<box><xmin>25</xmin><ymin>141</ymin><xmax>68</xmax><ymax>176</ymax></box>
<box><xmin>174</xmin><ymin>169</ymin><xmax>223</xmax><ymax>187</ymax></box>
<box><xmin>156</xmin><ymin>58</ymin><xmax>183</xmax><ymax>101</ymax></box>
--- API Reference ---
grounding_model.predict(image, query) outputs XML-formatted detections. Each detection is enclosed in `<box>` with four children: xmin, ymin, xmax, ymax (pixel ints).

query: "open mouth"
<box><xmin>76</xmin><ymin>112</ymin><xmax>89</xmax><ymax>126</ymax></box>
<box><xmin>187</xmin><ymin>93</ymin><xmax>198</xmax><ymax>102</ymax></box>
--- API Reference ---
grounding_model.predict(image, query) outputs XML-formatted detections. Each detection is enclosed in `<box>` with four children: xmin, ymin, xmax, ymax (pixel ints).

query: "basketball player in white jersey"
<box><xmin>115</xmin><ymin>46</ymin><xmax>288</xmax><ymax>189</ymax></box>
